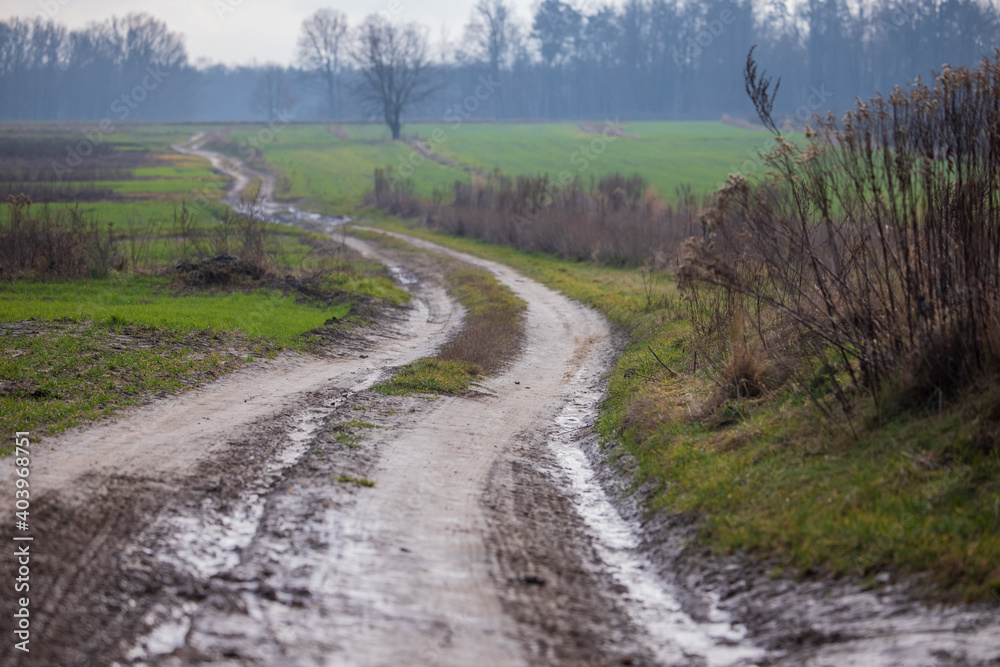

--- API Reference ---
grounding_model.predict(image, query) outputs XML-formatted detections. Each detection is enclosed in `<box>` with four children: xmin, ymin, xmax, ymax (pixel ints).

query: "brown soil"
<box><xmin>578</xmin><ymin>122</ymin><xmax>640</xmax><ymax>139</ymax></box>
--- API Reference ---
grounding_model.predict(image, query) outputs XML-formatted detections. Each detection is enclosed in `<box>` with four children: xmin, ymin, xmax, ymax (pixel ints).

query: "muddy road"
<box><xmin>2</xmin><ymin>136</ymin><xmax>999</xmax><ymax>667</ymax></box>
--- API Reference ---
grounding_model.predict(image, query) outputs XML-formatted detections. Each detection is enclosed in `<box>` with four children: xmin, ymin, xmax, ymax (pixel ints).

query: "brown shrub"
<box><xmin>0</xmin><ymin>194</ymin><xmax>122</xmax><ymax>279</ymax></box>
<box><xmin>683</xmin><ymin>49</ymin><xmax>1000</xmax><ymax>416</ymax></box>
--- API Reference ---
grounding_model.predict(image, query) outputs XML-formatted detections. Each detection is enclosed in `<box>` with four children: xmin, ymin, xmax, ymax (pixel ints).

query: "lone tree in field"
<box><xmin>297</xmin><ymin>9</ymin><xmax>349</xmax><ymax>119</ymax></box>
<box><xmin>352</xmin><ymin>15</ymin><xmax>436</xmax><ymax>140</ymax></box>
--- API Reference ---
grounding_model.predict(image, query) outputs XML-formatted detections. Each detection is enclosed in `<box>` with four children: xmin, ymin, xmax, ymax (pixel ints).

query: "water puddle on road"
<box><xmin>548</xmin><ymin>349</ymin><xmax>766</xmax><ymax>667</ymax></box>
<box><xmin>123</xmin><ymin>407</ymin><xmax>332</xmax><ymax>661</ymax></box>
<box><xmin>159</xmin><ymin>408</ymin><xmax>328</xmax><ymax>578</ymax></box>
<box><xmin>387</xmin><ymin>264</ymin><xmax>419</xmax><ymax>286</ymax></box>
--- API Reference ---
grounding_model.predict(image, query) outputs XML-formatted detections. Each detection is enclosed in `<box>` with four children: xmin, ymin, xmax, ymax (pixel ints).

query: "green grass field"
<box><xmin>212</xmin><ymin>121</ymin><xmax>776</xmax><ymax>213</ymax></box>
<box><xmin>421</xmin><ymin>121</ymin><xmax>774</xmax><ymax>196</ymax></box>
<box><xmin>3</xmin><ymin>121</ymin><xmax>778</xmax><ymax>217</ymax></box>
<box><xmin>0</xmin><ymin>278</ymin><xmax>350</xmax><ymax>344</ymax></box>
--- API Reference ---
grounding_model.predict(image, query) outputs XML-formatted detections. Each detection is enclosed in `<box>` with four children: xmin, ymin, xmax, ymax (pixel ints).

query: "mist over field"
<box><xmin>1</xmin><ymin>0</ymin><xmax>999</xmax><ymax>123</ymax></box>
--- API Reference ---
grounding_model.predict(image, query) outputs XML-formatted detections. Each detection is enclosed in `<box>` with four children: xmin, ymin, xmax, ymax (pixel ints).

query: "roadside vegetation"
<box><xmin>355</xmin><ymin>55</ymin><xmax>1000</xmax><ymax>602</ymax></box>
<box><xmin>0</xmin><ymin>319</ymin><xmax>274</xmax><ymax>445</ymax></box>
<box><xmin>360</xmin><ymin>229</ymin><xmax>527</xmax><ymax>396</ymax></box>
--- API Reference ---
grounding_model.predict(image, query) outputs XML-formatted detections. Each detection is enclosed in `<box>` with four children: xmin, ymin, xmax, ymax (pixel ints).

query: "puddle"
<box><xmin>263</xmin><ymin>205</ymin><xmax>352</xmax><ymax>231</ymax></box>
<box><xmin>121</xmin><ymin>602</ymin><xmax>198</xmax><ymax>664</ymax></box>
<box><xmin>548</xmin><ymin>348</ymin><xmax>766</xmax><ymax>666</ymax></box>
<box><xmin>123</xmin><ymin>407</ymin><xmax>331</xmax><ymax>661</ymax></box>
<box><xmin>387</xmin><ymin>264</ymin><xmax>419</xmax><ymax>286</ymax></box>
<box><xmin>160</xmin><ymin>408</ymin><xmax>327</xmax><ymax>578</ymax></box>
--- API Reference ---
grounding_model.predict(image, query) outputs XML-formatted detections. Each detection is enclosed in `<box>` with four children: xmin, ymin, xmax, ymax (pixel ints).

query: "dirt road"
<box><xmin>0</xmin><ymin>138</ymin><xmax>753</xmax><ymax>665</ymax></box>
<box><xmin>3</xmin><ymin>136</ymin><xmax>999</xmax><ymax>667</ymax></box>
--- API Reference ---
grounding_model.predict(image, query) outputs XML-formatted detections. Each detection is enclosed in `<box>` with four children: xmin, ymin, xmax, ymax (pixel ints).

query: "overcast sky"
<box><xmin>1</xmin><ymin>0</ymin><xmax>543</xmax><ymax>66</ymax></box>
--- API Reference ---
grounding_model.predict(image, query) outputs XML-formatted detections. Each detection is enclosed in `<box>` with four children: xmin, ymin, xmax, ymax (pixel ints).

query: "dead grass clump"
<box><xmin>371</xmin><ymin>169</ymin><xmax>703</xmax><ymax>267</ymax></box>
<box><xmin>174</xmin><ymin>255</ymin><xmax>270</xmax><ymax>287</ymax></box>
<box><xmin>0</xmin><ymin>194</ymin><xmax>123</xmax><ymax>279</ymax></box>
<box><xmin>720</xmin><ymin>341</ymin><xmax>771</xmax><ymax>401</ymax></box>
<box><xmin>174</xmin><ymin>194</ymin><xmax>277</xmax><ymax>286</ymax></box>
<box><xmin>367</xmin><ymin>167</ymin><xmax>423</xmax><ymax>218</ymax></box>
<box><xmin>624</xmin><ymin>384</ymin><xmax>686</xmax><ymax>439</ymax></box>
<box><xmin>436</xmin><ymin>268</ymin><xmax>525</xmax><ymax>376</ymax></box>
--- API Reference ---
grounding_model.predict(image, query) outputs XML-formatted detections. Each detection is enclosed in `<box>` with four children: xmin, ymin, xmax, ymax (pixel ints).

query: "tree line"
<box><xmin>1</xmin><ymin>0</ymin><xmax>999</xmax><ymax>129</ymax></box>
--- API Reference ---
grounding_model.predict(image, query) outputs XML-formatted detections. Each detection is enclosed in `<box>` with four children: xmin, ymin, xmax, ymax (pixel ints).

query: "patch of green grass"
<box><xmin>0</xmin><ymin>320</ymin><xmax>272</xmax><ymax>442</ymax></box>
<box><xmin>375</xmin><ymin>358</ymin><xmax>480</xmax><ymax>395</ymax></box>
<box><xmin>321</xmin><ymin>271</ymin><xmax>410</xmax><ymax>307</ymax></box>
<box><xmin>0</xmin><ymin>277</ymin><xmax>348</xmax><ymax>346</ymax></box>
<box><xmin>370</xmin><ymin>242</ymin><xmax>526</xmax><ymax>395</ymax></box>
<box><xmin>333</xmin><ymin>431</ymin><xmax>361</xmax><ymax>449</ymax></box>
<box><xmin>337</xmin><ymin>474</ymin><xmax>375</xmax><ymax>488</ymax></box>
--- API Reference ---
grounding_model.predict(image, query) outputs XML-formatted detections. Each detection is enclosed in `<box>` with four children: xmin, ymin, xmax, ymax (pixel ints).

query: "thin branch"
<box><xmin>648</xmin><ymin>346</ymin><xmax>679</xmax><ymax>378</ymax></box>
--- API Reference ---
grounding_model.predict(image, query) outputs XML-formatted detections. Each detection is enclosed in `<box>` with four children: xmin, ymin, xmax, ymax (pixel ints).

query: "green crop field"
<box><xmin>4</xmin><ymin>120</ymin><xmax>777</xmax><ymax>218</ymax></box>
<box><xmin>0</xmin><ymin>278</ymin><xmax>351</xmax><ymax>344</ymax></box>
<box><xmin>214</xmin><ymin>121</ymin><xmax>778</xmax><ymax>213</ymax></box>
<box><xmin>417</xmin><ymin>121</ymin><xmax>775</xmax><ymax>196</ymax></box>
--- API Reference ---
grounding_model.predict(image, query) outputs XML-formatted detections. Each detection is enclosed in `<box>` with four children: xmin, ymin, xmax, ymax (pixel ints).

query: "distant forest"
<box><xmin>1</xmin><ymin>0</ymin><xmax>999</xmax><ymax>123</ymax></box>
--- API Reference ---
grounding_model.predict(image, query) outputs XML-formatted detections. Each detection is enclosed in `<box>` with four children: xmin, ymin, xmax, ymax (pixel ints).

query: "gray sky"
<box><xmin>1</xmin><ymin>0</ymin><xmax>541</xmax><ymax>66</ymax></box>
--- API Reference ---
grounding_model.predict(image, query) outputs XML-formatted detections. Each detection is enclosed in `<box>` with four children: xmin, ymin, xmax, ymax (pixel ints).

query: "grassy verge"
<box><xmin>363</xmin><ymin>217</ymin><xmax>1000</xmax><ymax>603</ymax></box>
<box><xmin>0</xmin><ymin>319</ymin><xmax>274</xmax><ymax>445</ymax></box>
<box><xmin>361</xmin><ymin>230</ymin><xmax>526</xmax><ymax>396</ymax></box>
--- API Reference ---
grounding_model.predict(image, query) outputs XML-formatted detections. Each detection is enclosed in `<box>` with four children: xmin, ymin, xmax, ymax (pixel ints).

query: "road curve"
<box><xmin>0</xmin><ymin>138</ymin><xmax>662</xmax><ymax>665</ymax></box>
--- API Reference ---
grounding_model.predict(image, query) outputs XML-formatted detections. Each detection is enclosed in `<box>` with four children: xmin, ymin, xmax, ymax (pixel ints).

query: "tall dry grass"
<box><xmin>371</xmin><ymin>169</ymin><xmax>704</xmax><ymax>267</ymax></box>
<box><xmin>682</xmin><ymin>49</ymin><xmax>1000</xmax><ymax>414</ymax></box>
<box><xmin>0</xmin><ymin>194</ymin><xmax>122</xmax><ymax>279</ymax></box>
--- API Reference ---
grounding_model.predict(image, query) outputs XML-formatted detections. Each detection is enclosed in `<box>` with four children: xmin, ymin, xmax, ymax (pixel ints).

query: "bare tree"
<box><xmin>296</xmin><ymin>9</ymin><xmax>348</xmax><ymax>119</ymax></box>
<box><xmin>250</xmin><ymin>65</ymin><xmax>295</xmax><ymax>120</ymax></box>
<box><xmin>352</xmin><ymin>15</ymin><xmax>436</xmax><ymax>140</ymax></box>
<box><xmin>464</xmin><ymin>0</ymin><xmax>518</xmax><ymax>117</ymax></box>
